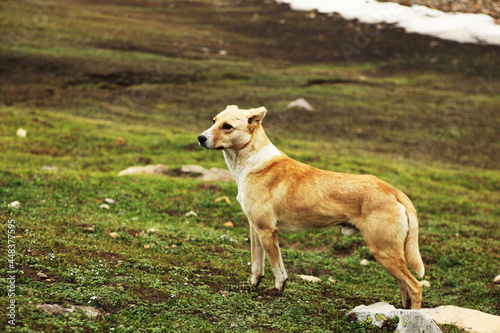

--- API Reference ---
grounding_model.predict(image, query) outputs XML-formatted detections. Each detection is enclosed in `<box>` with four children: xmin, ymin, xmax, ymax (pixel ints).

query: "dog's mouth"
<box><xmin>215</xmin><ymin>146</ymin><xmax>224</xmax><ymax>150</ymax></box>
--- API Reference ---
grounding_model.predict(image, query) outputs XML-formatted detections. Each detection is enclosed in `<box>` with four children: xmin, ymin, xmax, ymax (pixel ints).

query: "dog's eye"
<box><xmin>213</xmin><ymin>119</ymin><xmax>216</xmax><ymax>125</ymax></box>
<box><xmin>222</xmin><ymin>123</ymin><xmax>233</xmax><ymax>130</ymax></box>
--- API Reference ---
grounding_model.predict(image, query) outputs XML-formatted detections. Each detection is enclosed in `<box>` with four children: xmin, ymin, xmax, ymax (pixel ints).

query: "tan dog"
<box><xmin>198</xmin><ymin>105</ymin><xmax>425</xmax><ymax>309</ymax></box>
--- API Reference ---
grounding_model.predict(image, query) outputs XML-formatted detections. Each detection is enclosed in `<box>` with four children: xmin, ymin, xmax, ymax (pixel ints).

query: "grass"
<box><xmin>1</xmin><ymin>0</ymin><xmax>499</xmax><ymax>332</ymax></box>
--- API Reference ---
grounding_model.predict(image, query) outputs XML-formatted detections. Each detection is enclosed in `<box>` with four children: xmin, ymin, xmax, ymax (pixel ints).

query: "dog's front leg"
<box><xmin>250</xmin><ymin>223</ymin><xmax>265</xmax><ymax>287</ymax></box>
<box><xmin>255</xmin><ymin>226</ymin><xmax>288</xmax><ymax>295</ymax></box>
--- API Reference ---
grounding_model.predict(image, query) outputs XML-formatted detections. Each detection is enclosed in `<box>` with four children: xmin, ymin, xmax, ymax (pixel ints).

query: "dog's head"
<box><xmin>198</xmin><ymin>105</ymin><xmax>267</xmax><ymax>150</ymax></box>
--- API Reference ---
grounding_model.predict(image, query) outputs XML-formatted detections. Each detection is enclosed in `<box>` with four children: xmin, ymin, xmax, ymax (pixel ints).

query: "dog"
<box><xmin>198</xmin><ymin>105</ymin><xmax>425</xmax><ymax>309</ymax></box>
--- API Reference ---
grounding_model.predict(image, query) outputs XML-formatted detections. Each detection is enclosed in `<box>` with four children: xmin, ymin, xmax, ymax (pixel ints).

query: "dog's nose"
<box><xmin>198</xmin><ymin>135</ymin><xmax>207</xmax><ymax>145</ymax></box>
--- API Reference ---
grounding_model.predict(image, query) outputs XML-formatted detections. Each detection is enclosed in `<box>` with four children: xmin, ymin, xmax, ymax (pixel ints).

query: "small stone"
<box><xmin>8</xmin><ymin>201</ymin><xmax>21</xmax><ymax>209</ymax></box>
<box><xmin>78</xmin><ymin>306</ymin><xmax>102</xmax><ymax>319</ymax></box>
<box><xmin>146</xmin><ymin>228</ymin><xmax>158</xmax><ymax>233</ymax></box>
<box><xmin>202</xmin><ymin>168</ymin><xmax>234</xmax><ymax>182</ymax></box>
<box><xmin>144</xmin><ymin>245</ymin><xmax>150</xmax><ymax>249</ymax></box>
<box><xmin>215</xmin><ymin>196</ymin><xmax>231</xmax><ymax>204</ymax></box>
<box><xmin>100</xmin><ymin>204</ymin><xmax>110</xmax><ymax>209</ymax></box>
<box><xmin>287</xmin><ymin>98</ymin><xmax>314</xmax><ymax>111</ymax></box>
<box><xmin>180</xmin><ymin>165</ymin><xmax>207</xmax><ymax>174</ymax></box>
<box><xmin>16</xmin><ymin>128</ymin><xmax>27</xmax><ymax>137</ymax></box>
<box><xmin>109</xmin><ymin>232</ymin><xmax>120</xmax><ymax>239</ymax></box>
<box><xmin>118</xmin><ymin>164</ymin><xmax>169</xmax><ymax>176</ymax></box>
<box><xmin>42</xmin><ymin>166</ymin><xmax>59</xmax><ymax>172</ymax></box>
<box><xmin>328</xmin><ymin>277</ymin><xmax>336</xmax><ymax>284</ymax></box>
<box><xmin>298</xmin><ymin>275</ymin><xmax>321</xmax><ymax>282</ymax></box>
<box><xmin>185</xmin><ymin>210</ymin><xmax>198</xmax><ymax>217</ymax></box>
<box><xmin>420</xmin><ymin>280</ymin><xmax>431</xmax><ymax>288</ymax></box>
<box><xmin>83</xmin><ymin>227</ymin><xmax>95</xmax><ymax>233</ymax></box>
<box><xmin>360</xmin><ymin>259</ymin><xmax>371</xmax><ymax>266</ymax></box>
<box><xmin>105</xmin><ymin>198</ymin><xmax>115</xmax><ymax>204</ymax></box>
<box><xmin>37</xmin><ymin>272</ymin><xmax>48</xmax><ymax>278</ymax></box>
<box><xmin>223</xmin><ymin>221</ymin><xmax>234</xmax><ymax>227</ymax></box>
<box><xmin>494</xmin><ymin>274</ymin><xmax>500</xmax><ymax>284</ymax></box>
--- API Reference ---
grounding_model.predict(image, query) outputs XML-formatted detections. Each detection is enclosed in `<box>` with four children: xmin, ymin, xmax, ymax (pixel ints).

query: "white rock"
<box><xmin>185</xmin><ymin>210</ymin><xmax>198</xmax><ymax>217</ymax></box>
<box><xmin>105</xmin><ymin>198</ymin><xmax>116</xmax><ymax>204</ymax></box>
<box><xmin>298</xmin><ymin>275</ymin><xmax>321</xmax><ymax>282</ymax></box>
<box><xmin>360</xmin><ymin>259</ymin><xmax>370</xmax><ymax>266</ymax></box>
<box><xmin>16</xmin><ymin>128</ymin><xmax>27</xmax><ymax>137</ymax></box>
<box><xmin>287</xmin><ymin>98</ymin><xmax>314</xmax><ymax>111</ymax></box>
<box><xmin>180</xmin><ymin>165</ymin><xmax>207</xmax><ymax>174</ymax></box>
<box><xmin>78</xmin><ymin>306</ymin><xmax>102</xmax><ymax>319</ymax></box>
<box><xmin>118</xmin><ymin>164</ymin><xmax>169</xmax><ymax>176</ymax></box>
<box><xmin>202</xmin><ymin>168</ymin><xmax>234</xmax><ymax>182</ymax></box>
<box><xmin>146</xmin><ymin>228</ymin><xmax>158</xmax><ymax>233</ymax></box>
<box><xmin>99</xmin><ymin>204</ymin><xmax>110</xmax><ymax>209</ymax></box>
<box><xmin>37</xmin><ymin>272</ymin><xmax>48</xmax><ymax>279</ymax></box>
<box><xmin>36</xmin><ymin>304</ymin><xmax>101</xmax><ymax>318</ymax></box>
<box><xmin>420</xmin><ymin>280</ymin><xmax>431</xmax><ymax>288</ymax></box>
<box><xmin>8</xmin><ymin>201</ymin><xmax>21</xmax><ymax>209</ymax></box>
<box><xmin>42</xmin><ymin>166</ymin><xmax>59</xmax><ymax>172</ymax></box>
<box><xmin>422</xmin><ymin>306</ymin><xmax>500</xmax><ymax>333</ymax></box>
<box><xmin>494</xmin><ymin>274</ymin><xmax>500</xmax><ymax>284</ymax></box>
<box><xmin>349</xmin><ymin>302</ymin><xmax>442</xmax><ymax>333</ymax></box>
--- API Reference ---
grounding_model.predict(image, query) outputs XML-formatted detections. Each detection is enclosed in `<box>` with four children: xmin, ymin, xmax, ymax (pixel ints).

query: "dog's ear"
<box><xmin>248</xmin><ymin>107</ymin><xmax>267</xmax><ymax>126</ymax></box>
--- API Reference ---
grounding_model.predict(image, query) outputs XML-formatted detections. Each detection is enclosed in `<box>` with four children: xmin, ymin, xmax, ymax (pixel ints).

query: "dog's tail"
<box><xmin>398</xmin><ymin>191</ymin><xmax>425</xmax><ymax>279</ymax></box>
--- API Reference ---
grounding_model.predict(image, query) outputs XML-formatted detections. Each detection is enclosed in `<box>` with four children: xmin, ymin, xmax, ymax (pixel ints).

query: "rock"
<box><xmin>118</xmin><ymin>164</ymin><xmax>169</xmax><ymax>176</ymax></box>
<box><xmin>360</xmin><ymin>259</ymin><xmax>371</xmax><ymax>266</ymax></box>
<box><xmin>201</xmin><ymin>167</ymin><xmax>234</xmax><ymax>182</ymax></box>
<box><xmin>349</xmin><ymin>302</ymin><xmax>442</xmax><ymax>333</ymax></box>
<box><xmin>328</xmin><ymin>277</ymin><xmax>336</xmax><ymax>283</ymax></box>
<box><xmin>36</xmin><ymin>304</ymin><xmax>101</xmax><ymax>319</ymax></box>
<box><xmin>420</xmin><ymin>280</ymin><xmax>431</xmax><ymax>288</ymax></box>
<box><xmin>146</xmin><ymin>228</ymin><xmax>158</xmax><ymax>233</ymax></box>
<box><xmin>78</xmin><ymin>306</ymin><xmax>102</xmax><ymax>319</ymax></box>
<box><xmin>422</xmin><ymin>306</ymin><xmax>500</xmax><ymax>333</ymax></box>
<box><xmin>36</xmin><ymin>304</ymin><xmax>71</xmax><ymax>315</ymax></box>
<box><xmin>8</xmin><ymin>201</ymin><xmax>21</xmax><ymax>209</ymax></box>
<box><xmin>99</xmin><ymin>204</ymin><xmax>110</xmax><ymax>209</ymax></box>
<box><xmin>109</xmin><ymin>232</ymin><xmax>120</xmax><ymax>239</ymax></box>
<box><xmin>42</xmin><ymin>166</ymin><xmax>59</xmax><ymax>172</ymax></box>
<box><xmin>287</xmin><ymin>98</ymin><xmax>314</xmax><ymax>111</ymax></box>
<box><xmin>37</xmin><ymin>272</ymin><xmax>48</xmax><ymax>279</ymax></box>
<box><xmin>104</xmin><ymin>198</ymin><xmax>115</xmax><ymax>204</ymax></box>
<box><xmin>185</xmin><ymin>210</ymin><xmax>198</xmax><ymax>217</ymax></box>
<box><xmin>298</xmin><ymin>275</ymin><xmax>321</xmax><ymax>282</ymax></box>
<box><xmin>83</xmin><ymin>227</ymin><xmax>95</xmax><ymax>233</ymax></box>
<box><xmin>180</xmin><ymin>164</ymin><xmax>207</xmax><ymax>174</ymax></box>
<box><xmin>223</xmin><ymin>221</ymin><xmax>234</xmax><ymax>227</ymax></box>
<box><xmin>215</xmin><ymin>196</ymin><xmax>231</xmax><ymax>204</ymax></box>
<box><xmin>16</xmin><ymin>128</ymin><xmax>27</xmax><ymax>137</ymax></box>
<box><xmin>494</xmin><ymin>274</ymin><xmax>500</xmax><ymax>284</ymax></box>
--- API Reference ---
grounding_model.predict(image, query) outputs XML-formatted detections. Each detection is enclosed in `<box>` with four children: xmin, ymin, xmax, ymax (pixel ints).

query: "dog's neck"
<box><xmin>223</xmin><ymin>126</ymin><xmax>282</xmax><ymax>186</ymax></box>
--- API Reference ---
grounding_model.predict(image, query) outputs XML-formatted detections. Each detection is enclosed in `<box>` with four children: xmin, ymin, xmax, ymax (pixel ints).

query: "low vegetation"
<box><xmin>1</xmin><ymin>0</ymin><xmax>499</xmax><ymax>332</ymax></box>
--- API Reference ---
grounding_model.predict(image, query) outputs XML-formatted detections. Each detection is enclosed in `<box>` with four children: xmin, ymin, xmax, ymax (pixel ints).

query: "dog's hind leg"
<box><xmin>254</xmin><ymin>226</ymin><xmax>288</xmax><ymax>294</ymax></box>
<box><xmin>359</xmin><ymin>215</ymin><xmax>422</xmax><ymax>309</ymax></box>
<box><xmin>250</xmin><ymin>223</ymin><xmax>265</xmax><ymax>287</ymax></box>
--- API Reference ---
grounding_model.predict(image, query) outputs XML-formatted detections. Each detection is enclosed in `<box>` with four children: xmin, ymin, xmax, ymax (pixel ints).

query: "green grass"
<box><xmin>1</xmin><ymin>0</ymin><xmax>499</xmax><ymax>332</ymax></box>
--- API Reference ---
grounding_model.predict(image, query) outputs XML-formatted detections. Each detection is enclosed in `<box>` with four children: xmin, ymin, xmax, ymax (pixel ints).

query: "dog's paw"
<box><xmin>264</xmin><ymin>288</ymin><xmax>283</xmax><ymax>297</ymax></box>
